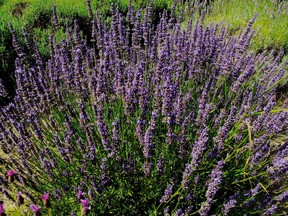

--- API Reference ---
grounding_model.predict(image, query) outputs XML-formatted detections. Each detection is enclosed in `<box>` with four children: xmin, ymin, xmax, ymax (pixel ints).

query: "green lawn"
<box><xmin>205</xmin><ymin>0</ymin><xmax>288</xmax><ymax>52</ymax></box>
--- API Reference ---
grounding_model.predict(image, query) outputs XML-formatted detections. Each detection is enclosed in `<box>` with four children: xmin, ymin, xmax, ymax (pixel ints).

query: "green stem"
<box><xmin>232</xmin><ymin>172</ymin><xmax>266</xmax><ymax>184</ymax></box>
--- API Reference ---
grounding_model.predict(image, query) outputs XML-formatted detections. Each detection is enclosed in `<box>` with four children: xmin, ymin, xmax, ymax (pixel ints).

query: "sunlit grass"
<box><xmin>205</xmin><ymin>0</ymin><xmax>288</xmax><ymax>52</ymax></box>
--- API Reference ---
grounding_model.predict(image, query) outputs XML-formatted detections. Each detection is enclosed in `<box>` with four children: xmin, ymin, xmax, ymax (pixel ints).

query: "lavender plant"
<box><xmin>0</xmin><ymin>1</ymin><xmax>287</xmax><ymax>215</ymax></box>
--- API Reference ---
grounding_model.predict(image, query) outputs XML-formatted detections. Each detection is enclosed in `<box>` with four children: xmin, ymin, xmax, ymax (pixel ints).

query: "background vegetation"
<box><xmin>205</xmin><ymin>0</ymin><xmax>288</xmax><ymax>52</ymax></box>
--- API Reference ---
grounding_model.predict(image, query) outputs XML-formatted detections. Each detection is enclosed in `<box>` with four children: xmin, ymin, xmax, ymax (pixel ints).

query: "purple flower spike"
<box><xmin>160</xmin><ymin>183</ymin><xmax>174</xmax><ymax>203</ymax></box>
<box><xmin>30</xmin><ymin>204</ymin><xmax>41</xmax><ymax>216</ymax></box>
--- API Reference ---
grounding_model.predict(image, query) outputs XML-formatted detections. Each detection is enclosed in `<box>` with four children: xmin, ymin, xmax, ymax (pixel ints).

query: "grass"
<box><xmin>204</xmin><ymin>0</ymin><xmax>288</xmax><ymax>53</ymax></box>
<box><xmin>0</xmin><ymin>0</ymin><xmax>175</xmax><ymax>35</ymax></box>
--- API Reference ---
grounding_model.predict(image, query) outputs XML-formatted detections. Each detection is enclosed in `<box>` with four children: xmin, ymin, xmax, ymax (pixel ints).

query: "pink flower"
<box><xmin>80</xmin><ymin>198</ymin><xmax>89</xmax><ymax>208</ymax></box>
<box><xmin>6</xmin><ymin>170</ymin><xmax>16</xmax><ymax>183</ymax></box>
<box><xmin>6</xmin><ymin>170</ymin><xmax>15</xmax><ymax>177</ymax></box>
<box><xmin>80</xmin><ymin>198</ymin><xmax>91</xmax><ymax>216</ymax></box>
<box><xmin>41</xmin><ymin>193</ymin><xmax>49</xmax><ymax>201</ymax></box>
<box><xmin>0</xmin><ymin>203</ymin><xmax>5</xmax><ymax>214</ymax></box>
<box><xmin>30</xmin><ymin>204</ymin><xmax>41</xmax><ymax>213</ymax></box>
<box><xmin>41</xmin><ymin>193</ymin><xmax>51</xmax><ymax>208</ymax></box>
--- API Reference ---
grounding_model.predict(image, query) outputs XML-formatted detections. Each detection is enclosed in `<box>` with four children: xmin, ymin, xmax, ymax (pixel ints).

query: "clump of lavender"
<box><xmin>0</xmin><ymin>0</ymin><xmax>287</xmax><ymax>215</ymax></box>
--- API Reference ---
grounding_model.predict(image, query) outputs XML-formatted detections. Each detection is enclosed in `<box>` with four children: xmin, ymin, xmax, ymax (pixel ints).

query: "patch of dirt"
<box><xmin>12</xmin><ymin>2</ymin><xmax>28</xmax><ymax>18</ymax></box>
<box><xmin>31</xmin><ymin>12</ymin><xmax>52</xmax><ymax>29</ymax></box>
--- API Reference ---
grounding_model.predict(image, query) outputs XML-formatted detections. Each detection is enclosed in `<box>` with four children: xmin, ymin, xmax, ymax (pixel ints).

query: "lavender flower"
<box><xmin>53</xmin><ymin>189</ymin><xmax>61</xmax><ymax>199</ymax></box>
<box><xmin>181</xmin><ymin>125</ymin><xmax>209</xmax><ymax>187</ymax></box>
<box><xmin>183</xmin><ymin>206</ymin><xmax>192</xmax><ymax>215</ymax></box>
<box><xmin>267</xmin><ymin>144</ymin><xmax>288</xmax><ymax>175</ymax></box>
<box><xmin>174</xmin><ymin>209</ymin><xmax>184</xmax><ymax>216</ymax></box>
<box><xmin>160</xmin><ymin>183</ymin><xmax>174</xmax><ymax>203</ymax></box>
<box><xmin>110</xmin><ymin>119</ymin><xmax>120</xmax><ymax>157</ymax></box>
<box><xmin>143</xmin><ymin>161</ymin><xmax>153</xmax><ymax>176</ymax></box>
<box><xmin>262</xmin><ymin>204</ymin><xmax>277</xmax><ymax>216</ymax></box>
<box><xmin>157</xmin><ymin>157</ymin><xmax>165</xmax><ymax>175</ymax></box>
<box><xmin>143</xmin><ymin>110</ymin><xmax>158</xmax><ymax>158</ymax></box>
<box><xmin>275</xmin><ymin>190</ymin><xmax>288</xmax><ymax>202</ymax></box>
<box><xmin>212</xmin><ymin>106</ymin><xmax>237</xmax><ymax>155</ymax></box>
<box><xmin>199</xmin><ymin>160</ymin><xmax>224</xmax><ymax>216</ymax></box>
<box><xmin>222</xmin><ymin>197</ymin><xmax>237</xmax><ymax>215</ymax></box>
<box><xmin>164</xmin><ymin>207</ymin><xmax>169</xmax><ymax>216</ymax></box>
<box><xmin>85</xmin><ymin>0</ymin><xmax>93</xmax><ymax>19</ymax></box>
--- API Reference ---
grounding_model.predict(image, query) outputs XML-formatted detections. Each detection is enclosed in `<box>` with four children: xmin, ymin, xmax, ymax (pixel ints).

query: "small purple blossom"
<box><xmin>6</xmin><ymin>170</ymin><xmax>16</xmax><ymax>182</ymax></box>
<box><xmin>143</xmin><ymin>161</ymin><xmax>153</xmax><ymax>176</ymax></box>
<box><xmin>263</xmin><ymin>204</ymin><xmax>277</xmax><ymax>216</ymax></box>
<box><xmin>6</xmin><ymin>170</ymin><xmax>15</xmax><ymax>177</ymax></box>
<box><xmin>275</xmin><ymin>191</ymin><xmax>288</xmax><ymax>202</ymax></box>
<box><xmin>41</xmin><ymin>193</ymin><xmax>51</xmax><ymax>208</ymax></box>
<box><xmin>80</xmin><ymin>198</ymin><xmax>91</xmax><ymax>215</ymax></box>
<box><xmin>30</xmin><ymin>204</ymin><xmax>41</xmax><ymax>216</ymax></box>
<box><xmin>0</xmin><ymin>203</ymin><xmax>5</xmax><ymax>216</ymax></box>
<box><xmin>76</xmin><ymin>191</ymin><xmax>85</xmax><ymax>200</ymax></box>
<box><xmin>157</xmin><ymin>157</ymin><xmax>165</xmax><ymax>175</ymax></box>
<box><xmin>222</xmin><ymin>197</ymin><xmax>237</xmax><ymax>215</ymax></box>
<box><xmin>41</xmin><ymin>193</ymin><xmax>49</xmax><ymax>201</ymax></box>
<box><xmin>174</xmin><ymin>209</ymin><xmax>184</xmax><ymax>216</ymax></box>
<box><xmin>80</xmin><ymin>198</ymin><xmax>89</xmax><ymax>208</ymax></box>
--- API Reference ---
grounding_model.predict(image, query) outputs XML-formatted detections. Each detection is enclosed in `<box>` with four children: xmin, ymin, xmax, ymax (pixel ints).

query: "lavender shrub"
<box><xmin>0</xmin><ymin>1</ymin><xmax>287</xmax><ymax>215</ymax></box>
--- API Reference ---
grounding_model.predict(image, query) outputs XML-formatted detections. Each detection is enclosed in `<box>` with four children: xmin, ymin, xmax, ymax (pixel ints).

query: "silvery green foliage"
<box><xmin>0</xmin><ymin>1</ymin><xmax>287</xmax><ymax>215</ymax></box>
